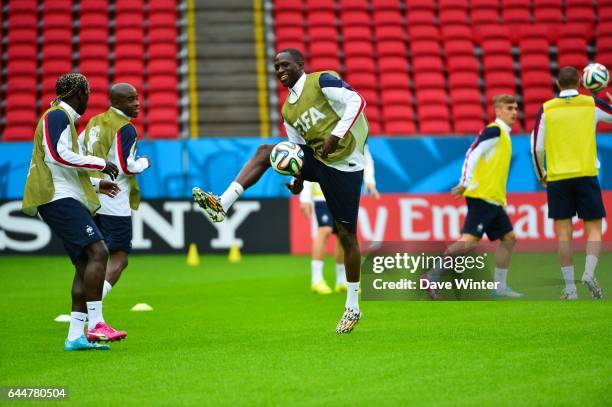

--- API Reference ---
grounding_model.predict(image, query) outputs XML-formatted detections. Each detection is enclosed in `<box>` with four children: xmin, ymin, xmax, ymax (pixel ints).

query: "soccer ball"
<box><xmin>582</xmin><ymin>63</ymin><xmax>609</xmax><ymax>92</ymax></box>
<box><xmin>269</xmin><ymin>141</ymin><xmax>304</xmax><ymax>176</ymax></box>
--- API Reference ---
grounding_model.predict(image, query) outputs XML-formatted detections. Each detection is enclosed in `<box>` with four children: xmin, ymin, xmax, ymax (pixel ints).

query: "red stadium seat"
<box><xmin>523</xmin><ymin>87</ymin><xmax>553</xmax><ymax>105</ymax></box>
<box><xmin>306</xmin><ymin>0</ymin><xmax>335</xmax><ymax>11</ymax></box>
<box><xmin>345</xmin><ymin>72</ymin><xmax>377</xmax><ymax>90</ymax></box>
<box><xmin>43</xmin><ymin>27</ymin><xmax>73</xmax><ymax>44</ymax></box>
<box><xmin>377</xmin><ymin>40</ymin><xmax>406</xmax><ymax>57</ymax></box>
<box><xmin>115</xmin><ymin>0</ymin><xmax>145</xmax><ymax>12</ymax></box>
<box><xmin>149</xmin><ymin>43</ymin><xmax>177</xmax><ymax>59</ymax></box>
<box><xmin>6</xmin><ymin>59</ymin><xmax>37</xmax><ymax>76</ymax></box>
<box><xmin>557</xmin><ymin>37</ymin><xmax>589</xmax><ymax>68</ymax></box>
<box><xmin>444</xmin><ymin>40</ymin><xmax>474</xmax><ymax>57</ymax></box>
<box><xmin>558</xmin><ymin>23</ymin><xmax>593</xmax><ymax>42</ymax></box>
<box><xmin>340</xmin><ymin>10</ymin><xmax>370</xmax><ymax>27</ymax></box>
<box><xmin>309</xmin><ymin>56</ymin><xmax>341</xmax><ymax>72</ymax></box>
<box><xmin>365</xmin><ymin>105</ymin><xmax>381</xmax><ymax>123</ymax></box>
<box><xmin>519</xmin><ymin>38</ymin><xmax>550</xmax><ymax>55</ymax></box>
<box><xmin>115</xmin><ymin>13</ymin><xmax>144</xmax><ymax>29</ymax></box>
<box><xmin>557</xmin><ymin>53</ymin><xmax>588</xmax><ymax>69</ymax></box>
<box><xmin>405</xmin><ymin>0</ymin><xmax>435</xmax><ymax>11</ymax></box>
<box><xmin>42</xmin><ymin>59</ymin><xmax>72</xmax><ymax>76</ymax></box>
<box><xmin>411</xmin><ymin>40</ymin><xmax>441</xmax><ymax>57</ymax></box>
<box><xmin>42</xmin><ymin>12</ymin><xmax>72</xmax><ymax>28</ymax></box>
<box><xmin>345</xmin><ymin>57</ymin><xmax>376</xmax><ymax>73</ymax></box>
<box><xmin>441</xmin><ymin>25</ymin><xmax>471</xmax><ymax>41</ymax></box>
<box><xmin>309</xmin><ymin>41</ymin><xmax>339</xmax><ymax>57</ymax></box>
<box><xmin>372</xmin><ymin>10</ymin><xmax>402</xmax><ymax>26</ymax></box>
<box><xmin>448</xmin><ymin>72</ymin><xmax>480</xmax><ymax>89</ymax></box>
<box><xmin>306</xmin><ymin>11</ymin><xmax>336</xmax><ymax>27</ymax></box>
<box><xmin>7</xmin><ymin>76</ymin><xmax>36</xmax><ymax>92</ymax></box>
<box><xmin>368</xmin><ymin>120</ymin><xmax>382</xmax><ymax>135</ymax></box>
<box><xmin>521</xmin><ymin>71</ymin><xmax>553</xmax><ymax>88</ymax></box>
<box><xmin>565</xmin><ymin>6</ymin><xmax>595</xmax><ymax>25</ymax></box>
<box><xmin>409</xmin><ymin>26</ymin><xmax>440</xmax><ymax>41</ymax></box>
<box><xmin>377</xmin><ymin>56</ymin><xmax>409</xmax><ymax>73</ymax></box>
<box><xmin>147</xmin><ymin>59</ymin><xmax>176</xmax><ymax>76</ymax></box>
<box><xmin>8</xmin><ymin>28</ymin><xmax>37</xmax><ymax>45</ymax></box>
<box><xmin>483</xmin><ymin>55</ymin><xmax>514</xmax><ymax>72</ymax></box>
<box><xmin>275</xmin><ymin>0</ymin><xmax>302</xmax><ymax>12</ymax></box>
<box><xmin>371</xmin><ymin>0</ymin><xmax>401</xmax><ymax>10</ymax></box>
<box><xmin>275</xmin><ymin>11</ymin><xmax>302</xmax><ymax>27</ymax></box>
<box><xmin>447</xmin><ymin>56</ymin><xmax>479</xmax><ymax>73</ymax></box>
<box><xmin>276</xmin><ymin>39</ymin><xmax>306</xmax><ymax>52</ymax></box>
<box><xmin>114</xmin><ymin>75</ymin><xmax>144</xmax><ymax>92</ymax></box>
<box><xmin>471</xmin><ymin>9</ymin><xmax>499</xmax><ymax>25</ymax></box>
<box><xmin>517</xmin><ymin>24</ymin><xmax>558</xmax><ymax>43</ymax></box>
<box><xmin>148</xmin><ymin>12</ymin><xmax>177</xmax><ymax>29</ymax></box>
<box><xmin>380</xmin><ymin>72</ymin><xmax>411</xmax><ymax>90</ymax></box>
<box><xmin>308</xmin><ymin>26</ymin><xmax>337</xmax><ymax>42</ymax></box>
<box><xmin>383</xmin><ymin>104</ymin><xmax>414</xmax><ymax>122</ymax></box>
<box><xmin>79</xmin><ymin>27</ymin><xmax>108</xmax><ymax>44</ymax></box>
<box><xmin>453</xmin><ymin>104</ymin><xmax>484</xmax><ymax>120</ymax></box>
<box><xmin>6</xmin><ymin>44</ymin><xmax>37</xmax><ymax>59</ymax></box>
<box><xmin>455</xmin><ymin>119</ymin><xmax>485</xmax><ymax>134</ymax></box>
<box><xmin>3</xmin><ymin>125</ymin><xmax>37</xmax><ymax>141</ymax></box>
<box><xmin>344</xmin><ymin>40</ymin><xmax>374</xmax><ymax>58</ymax></box>
<box><xmin>381</xmin><ymin>89</ymin><xmax>414</xmax><ymax>105</ymax></box>
<box><xmin>277</xmin><ymin>26</ymin><xmax>305</xmax><ymax>42</ymax></box>
<box><xmin>338</xmin><ymin>0</ymin><xmax>368</xmax><ymax>11</ymax></box>
<box><xmin>474</xmin><ymin>25</ymin><xmax>511</xmax><ymax>43</ymax></box>
<box><xmin>439</xmin><ymin>9</ymin><xmax>469</xmax><ymax>25</ymax></box>
<box><xmin>416</xmin><ymin>89</ymin><xmax>447</xmax><ymax>105</ymax></box>
<box><xmin>534</xmin><ymin>7</ymin><xmax>563</xmax><ymax>23</ymax></box>
<box><xmin>519</xmin><ymin>54</ymin><xmax>551</xmax><ymax>71</ymax></box>
<box><xmin>149</xmin><ymin>0</ymin><xmax>177</xmax><ymax>13</ymax></box>
<box><xmin>485</xmin><ymin>71</ymin><xmax>515</xmax><ymax>90</ymax></box>
<box><xmin>6</xmin><ymin>93</ymin><xmax>37</xmax><ymax>109</ymax></box>
<box><xmin>420</xmin><ymin>119</ymin><xmax>451</xmax><ymax>134</ymax></box>
<box><xmin>412</xmin><ymin>56</ymin><xmax>444</xmax><ymax>73</ymax></box>
<box><xmin>375</xmin><ymin>26</ymin><xmax>405</xmax><ymax>41</ymax></box>
<box><xmin>342</xmin><ymin>26</ymin><xmax>372</xmax><ymax>42</ymax></box>
<box><xmin>8</xmin><ymin>13</ymin><xmax>37</xmax><ymax>29</ymax></box>
<box><xmin>385</xmin><ymin>120</ymin><xmax>416</xmax><ymax>135</ymax></box>
<box><xmin>9</xmin><ymin>0</ymin><xmax>38</xmax><ymax>14</ymax></box>
<box><xmin>413</xmin><ymin>72</ymin><xmax>445</xmax><ymax>89</ymax></box>
<box><xmin>116</xmin><ymin>27</ymin><xmax>145</xmax><ymax>45</ymax></box>
<box><xmin>405</xmin><ymin>10</ymin><xmax>436</xmax><ymax>26</ymax></box>
<box><xmin>482</xmin><ymin>39</ymin><xmax>513</xmax><ymax>56</ymax></box>
<box><xmin>450</xmin><ymin>88</ymin><xmax>482</xmax><ymax>105</ymax></box>
<box><xmin>148</xmin><ymin>74</ymin><xmax>178</xmax><ymax>92</ymax></box>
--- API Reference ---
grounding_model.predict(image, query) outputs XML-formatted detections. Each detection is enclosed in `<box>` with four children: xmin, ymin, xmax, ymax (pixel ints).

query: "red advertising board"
<box><xmin>290</xmin><ymin>192</ymin><xmax>612</xmax><ymax>254</ymax></box>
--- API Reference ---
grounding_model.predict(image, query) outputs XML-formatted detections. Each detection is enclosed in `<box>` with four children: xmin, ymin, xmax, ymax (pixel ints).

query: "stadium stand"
<box><xmin>271</xmin><ymin>0</ymin><xmax>605</xmax><ymax>135</ymax></box>
<box><xmin>1</xmin><ymin>0</ymin><xmax>182</xmax><ymax>140</ymax></box>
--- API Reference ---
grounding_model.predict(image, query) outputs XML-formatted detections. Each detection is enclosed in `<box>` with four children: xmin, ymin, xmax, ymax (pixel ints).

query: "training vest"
<box><xmin>464</xmin><ymin>122</ymin><xmax>512</xmax><ymax>206</ymax></box>
<box><xmin>22</xmin><ymin>105</ymin><xmax>100</xmax><ymax>216</ymax></box>
<box><xmin>281</xmin><ymin>71</ymin><xmax>368</xmax><ymax>165</ymax></box>
<box><xmin>543</xmin><ymin>94</ymin><xmax>598</xmax><ymax>181</ymax></box>
<box><xmin>82</xmin><ymin>108</ymin><xmax>141</xmax><ymax>210</ymax></box>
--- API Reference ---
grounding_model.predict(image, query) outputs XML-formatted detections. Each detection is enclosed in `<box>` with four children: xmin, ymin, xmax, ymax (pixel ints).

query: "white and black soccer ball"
<box><xmin>582</xmin><ymin>63</ymin><xmax>609</xmax><ymax>92</ymax></box>
<box><xmin>269</xmin><ymin>141</ymin><xmax>304</xmax><ymax>176</ymax></box>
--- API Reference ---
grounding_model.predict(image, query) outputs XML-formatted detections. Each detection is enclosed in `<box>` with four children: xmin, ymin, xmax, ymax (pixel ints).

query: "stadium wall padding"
<box><xmin>2</xmin><ymin>135</ymin><xmax>612</xmax><ymax>200</ymax></box>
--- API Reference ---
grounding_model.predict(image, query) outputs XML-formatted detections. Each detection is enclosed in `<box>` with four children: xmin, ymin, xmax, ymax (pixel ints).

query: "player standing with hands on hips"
<box><xmin>193</xmin><ymin>48</ymin><xmax>369</xmax><ymax>333</ymax></box>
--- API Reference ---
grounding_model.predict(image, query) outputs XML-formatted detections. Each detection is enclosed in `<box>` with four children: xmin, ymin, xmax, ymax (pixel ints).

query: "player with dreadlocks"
<box><xmin>22</xmin><ymin>73</ymin><xmax>128</xmax><ymax>351</ymax></box>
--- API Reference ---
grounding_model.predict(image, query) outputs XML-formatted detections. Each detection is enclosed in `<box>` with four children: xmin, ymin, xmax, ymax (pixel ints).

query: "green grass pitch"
<box><xmin>0</xmin><ymin>253</ymin><xmax>610</xmax><ymax>406</ymax></box>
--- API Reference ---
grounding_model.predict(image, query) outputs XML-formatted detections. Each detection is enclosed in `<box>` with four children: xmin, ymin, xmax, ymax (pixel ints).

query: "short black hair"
<box><xmin>277</xmin><ymin>48</ymin><xmax>305</xmax><ymax>65</ymax></box>
<box><xmin>558</xmin><ymin>66</ymin><xmax>580</xmax><ymax>88</ymax></box>
<box><xmin>53</xmin><ymin>73</ymin><xmax>90</xmax><ymax>105</ymax></box>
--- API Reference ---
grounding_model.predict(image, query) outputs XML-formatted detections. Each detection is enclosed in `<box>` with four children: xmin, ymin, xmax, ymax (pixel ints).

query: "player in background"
<box><xmin>425</xmin><ymin>95</ymin><xmax>523</xmax><ymax>298</ymax></box>
<box><xmin>81</xmin><ymin>83</ymin><xmax>151</xmax><ymax>301</ymax></box>
<box><xmin>22</xmin><ymin>73</ymin><xmax>126</xmax><ymax>350</ymax></box>
<box><xmin>531</xmin><ymin>66</ymin><xmax>612</xmax><ymax>300</ymax></box>
<box><xmin>193</xmin><ymin>48</ymin><xmax>368</xmax><ymax>333</ymax></box>
<box><xmin>300</xmin><ymin>145</ymin><xmax>379</xmax><ymax>294</ymax></box>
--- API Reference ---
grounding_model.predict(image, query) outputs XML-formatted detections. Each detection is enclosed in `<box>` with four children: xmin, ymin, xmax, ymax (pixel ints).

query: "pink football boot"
<box><xmin>87</xmin><ymin>322</ymin><xmax>127</xmax><ymax>342</ymax></box>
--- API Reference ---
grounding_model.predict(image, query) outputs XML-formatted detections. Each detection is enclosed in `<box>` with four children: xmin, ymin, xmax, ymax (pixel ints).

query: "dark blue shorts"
<box><xmin>38</xmin><ymin>198</ymin><xmax>104</xmax><ymax>264</ymax></box>
<box><xmin>95</xmin><ymin>214</ymin><xmax>133</xmax><ymax>253</ymax></box>
<box><xmin>462</xmin><ymin>197</ymin><xmax>513</xmax><ymax>241</ymax></box>
<box><xmin>547</xmin><ymin>176</ymin><xmax>606</xmax><ymax>220</ymax></box>
<box><xmin>314</xmin><ymin>201</ymin><xmax>336</xmax><ymax>230</ymax></box>
<box><xmin>299</xmin><ymin>145</ymin><xmax>363</xmax><ymax>234</ymax></box>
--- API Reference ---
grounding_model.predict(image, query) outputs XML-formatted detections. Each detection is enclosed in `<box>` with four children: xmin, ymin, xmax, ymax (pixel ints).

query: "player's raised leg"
<box><xmin>582</xmin><ymin>219</ymin><xmax>603</xmax><ymax>299</ymax></box>
<box><xmin>102</xmin><ymin>250</ymin><xmax>129</xmax><ymax>299</ymax></box>
<box><xmin>193</xmin><ymin>144</ymin><xmax>275</xmax><ymax>222</ymax></box>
